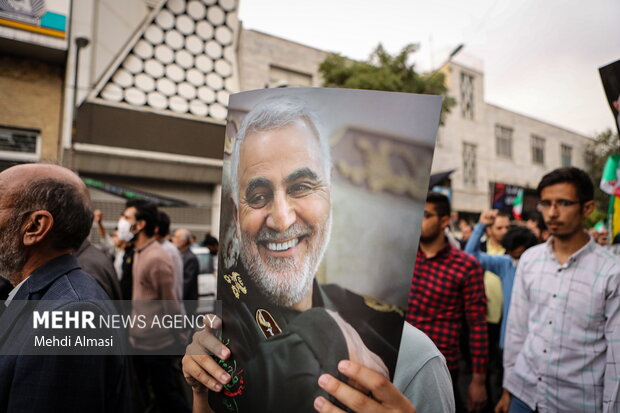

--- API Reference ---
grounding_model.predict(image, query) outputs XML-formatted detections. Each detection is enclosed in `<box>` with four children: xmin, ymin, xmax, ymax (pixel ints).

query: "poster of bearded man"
<box><xmin>191</xmin><ymin>87</ymin><xmax>447</xmax><ymax>413</ymax></box>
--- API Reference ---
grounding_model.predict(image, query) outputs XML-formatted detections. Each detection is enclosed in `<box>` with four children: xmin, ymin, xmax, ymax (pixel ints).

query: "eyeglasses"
<box><xmin>536</xmin><ymin>199</ymin><xmax>580</xmax><ymax>211</ymax></box>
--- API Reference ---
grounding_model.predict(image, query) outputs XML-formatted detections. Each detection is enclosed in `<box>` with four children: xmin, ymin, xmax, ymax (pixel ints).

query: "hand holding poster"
<box><xmin>186</xmin><ymin>88</ymin><xmax>445</xmax><ymax>412</ymax></box>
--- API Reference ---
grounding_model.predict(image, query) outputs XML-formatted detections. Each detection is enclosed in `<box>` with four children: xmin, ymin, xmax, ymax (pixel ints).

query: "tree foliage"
<box><xmin>584</xmin><ymin>128</ymin><xmax>620</xmax><ymax>222</ymax></box>
<box><xmin>318</xmin><ymin>43</ymin><xmax>456</xmax><ymax>124</ymax></box>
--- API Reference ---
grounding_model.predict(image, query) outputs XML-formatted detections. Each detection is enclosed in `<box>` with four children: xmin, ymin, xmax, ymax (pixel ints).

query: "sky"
<box><xmin>238</xmin><ymin>0</ymin><xmax>620</xmax><ymax>137</ymax></box>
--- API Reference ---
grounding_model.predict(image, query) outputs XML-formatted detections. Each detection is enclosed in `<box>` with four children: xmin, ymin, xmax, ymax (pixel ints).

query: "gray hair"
<box><xmin>175</xmin><ymin>228</ymin><xmax>192</xmax><ymax>243</ymax></box>
<box><xmin>229</xmin><ymin>96</ymin><xmax>331</xmax><ymax>205</ymax></box>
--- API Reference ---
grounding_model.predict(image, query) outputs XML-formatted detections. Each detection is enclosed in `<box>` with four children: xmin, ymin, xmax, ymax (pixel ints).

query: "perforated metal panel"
<box><xmin>97</xmin><ymin>0</ymin><xmax>238</xmax><ymax>121</ymax></box>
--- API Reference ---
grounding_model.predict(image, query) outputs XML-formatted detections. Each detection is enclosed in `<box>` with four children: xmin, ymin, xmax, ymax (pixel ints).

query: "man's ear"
<box><xmin>22</xmin><ymin>210</ymin><xmax>54</xmax><ymax>246</ymax></box>
<box><xmin>135</xmin><ymin>219</ymin><xmax>146</xmax><ymax>232</ymax></box>
<box><xmin>582</xmin><ymin>200</ymin><xmax>595</xmax><ymax>218</ymax></box>
<box><xmin>439</xmin><ymin>215</ymin><xmax>451</xmax><ymax>230</ymax></box>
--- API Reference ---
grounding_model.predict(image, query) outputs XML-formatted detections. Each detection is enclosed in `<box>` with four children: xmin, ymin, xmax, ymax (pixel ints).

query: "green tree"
<box><xmin>584</xmin><ymin>128</ymin><xmax>620</xmax><ymax>228</ymax></box>
<box><xmin>319</xmin><ymin>43</ymin><xmax>456</xmax><ymax>124</ymax></box>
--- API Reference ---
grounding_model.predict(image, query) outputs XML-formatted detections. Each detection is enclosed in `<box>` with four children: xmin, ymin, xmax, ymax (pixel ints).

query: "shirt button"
<box><xmin>538</xmin><ymin>377</ymin><xmax>542</xmax><ymax>381</ymax></box>
<box><xmin>557</xmin><ymin>268</ymin><xmax>562</xmax><ymax>272</ymax></box>
<box><xmin>548</xmin><ymin>321</ymin><xmax>552</xmax><ymax>325</ymax></box>
<box><xmin>543</xmin><ymin>349</ymin><xmax>547</xmax><ymax>353</ymax></box>
<box><xmin>553</xmin><ymin>294</ymin><xmax>557</xmax><ymax>298</ymax></box>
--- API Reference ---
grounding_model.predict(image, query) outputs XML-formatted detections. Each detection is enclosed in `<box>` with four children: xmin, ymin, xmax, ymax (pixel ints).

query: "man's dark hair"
<box><xmin>524</xmin><ymin>210</ymin><xmax>547</xmax><ymax>233</ymax></box>
<box><xmin>426</xmin><ymin>192</ymin><xmax>451</xmax><ymax>217</ymax></box>
<box><xmin>157</xmin><ymin>210</ymin><xmax>171</xmax><ymax>238</ymax></box>
<box><xmin>10</xmin><ymin>178</ymin><xmax>93</xmax><ymax>251</ymax></box>
<box><xmin>458</xmin><ymin>218</ymin><xmax>472</xmax><ymax>228</ymax></box>
<box><xmin>202</xmin><ymin>233</ymin><xmax>219</xmax><ymax>247</ymax></box>
<box><xmin>495</xmin><ymin>211</ymin><xmax>511</xmax><ymax>221</ymax></box>
<box><xmin>126</xmin><ymin>199</ymin><xmax>158</xmax><ymax>237</ymax></box>
<box><xmin>501</xmin><ymin>225</ymin><xmax>539</xmax><ymax>252</ymax></box>
<box><xmin>537</xmin><ymin>167</ymin><xmax>594</xmax><ymax>204</ymax></box>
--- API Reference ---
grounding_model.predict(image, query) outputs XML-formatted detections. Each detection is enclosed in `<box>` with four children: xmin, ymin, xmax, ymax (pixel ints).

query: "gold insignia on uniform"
<box><xmin>224</xmin><ymin>272</ymin><xmax>247</xmax><ymax>299</ymax></box>
<box><xmin>363</xmin><ymin>296</ymin><xmax>404</xmax><ymax>317</ymax></box>
<box><xmin>255</xmin><ymin>309</ymin><xmax>282</xmax><ymax>338</ymax></box>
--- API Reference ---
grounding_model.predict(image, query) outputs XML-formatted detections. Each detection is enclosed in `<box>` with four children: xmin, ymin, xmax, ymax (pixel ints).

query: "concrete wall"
<box><xmin>237</xmin><ymin>28</ymin><xmax>328</xmax><ymax>91</ymax></box>
<box><xmin>0</xmin><ymin>54</ymin><xmax>64</xmax><ymax>162</ymax></box>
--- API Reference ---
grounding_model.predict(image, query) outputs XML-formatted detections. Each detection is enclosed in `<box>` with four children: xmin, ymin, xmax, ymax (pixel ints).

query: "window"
<box><xmin>268</xmin><ymin>65</ymin><xmax>312</xmax><ymax>88</ymax></box>
<box><xmin>463</xmin><ymin>142</ymin><xmax>477</xmax><ymax>186</ymax></box>
<box><xmin>561</xmin><ymin>144</ymin><xmax>572</xmax><ymax>167</ymax></box>
<box><xmin>531</xmin><ymin>135</ymin><xmax>545</xmax><ymax>165</ymax></box>
<box><xmin>0</xmin><ymin>127</ymin><xmax>40</xmax><ymax>162</ymax></box>
<box><xmin>495</xmin><ymin>124</ymin><xmax>513</xmax><ymax>158</ymax></box>
<box><xmin>460</xmin><ymin>72</ymin><xmax>474</xmax><ymax>120</ymax></box>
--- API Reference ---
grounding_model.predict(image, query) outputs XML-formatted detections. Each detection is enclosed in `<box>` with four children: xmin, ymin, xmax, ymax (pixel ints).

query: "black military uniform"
<box><xmin>209</xmin><ymin>266</ymin><xmax>404</xmax><ymax>413</ymax></box>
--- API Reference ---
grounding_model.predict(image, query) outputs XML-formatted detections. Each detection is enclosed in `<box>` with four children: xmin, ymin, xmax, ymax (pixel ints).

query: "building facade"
<box><xmin>0</xmin><ymin>0</ymin><xmax>592</xmax><ymax>236</ymax></box>
<box><xmin>0</xmin><ymin>0</ymin><xmax>70</xmax><ymax>169</ymax></box>
<box><xmin>68</xmin><ymin>0</ymin><xmax>239</xmax><ymax>239</ymax></box>
<box><xmin>433</xmin><ymin>60</ymin><xmax>590</xmax><ymax>218</ymax></box>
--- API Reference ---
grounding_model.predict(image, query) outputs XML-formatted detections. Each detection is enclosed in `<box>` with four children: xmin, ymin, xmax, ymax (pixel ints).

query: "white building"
<box><xmin>434</xmin><ymin>59</ymin><xmax>590</xmax><ymax>218</ymax></box>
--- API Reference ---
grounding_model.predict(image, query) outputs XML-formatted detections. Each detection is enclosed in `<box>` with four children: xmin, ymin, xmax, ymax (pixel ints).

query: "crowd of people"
<box><xmin>0</xmin><ymin>161</ymin><xmax>618</xmax><ymax>412</ymax></box>
<box><xmin>407</xmin><ymin>166</ymin><xmax>620</xmax><ymax>412</ymax></box>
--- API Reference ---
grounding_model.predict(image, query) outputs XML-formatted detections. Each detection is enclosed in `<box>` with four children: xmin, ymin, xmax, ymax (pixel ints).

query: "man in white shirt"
<box><xmin>502</xmin><ymin>167</ymin><xmax>620</xmax><ymax>412</ymax></box>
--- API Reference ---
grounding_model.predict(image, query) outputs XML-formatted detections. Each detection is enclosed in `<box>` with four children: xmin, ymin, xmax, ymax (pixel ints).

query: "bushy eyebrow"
<box><xmin>245</xmin><ymin>177</ymin><xmax>273</xmax><ymax>198</ymax></box>
<box><xmin>284</xmin><ymin>168</ymin><xmax>320</xmax><ymax>185</ymax></box>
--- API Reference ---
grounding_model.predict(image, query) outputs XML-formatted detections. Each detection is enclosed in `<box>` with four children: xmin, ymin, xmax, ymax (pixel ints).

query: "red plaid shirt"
<box><xmin>406</xmin><ymin>243</ymin><xmax>488</xmax><ymax>373</ymax></box>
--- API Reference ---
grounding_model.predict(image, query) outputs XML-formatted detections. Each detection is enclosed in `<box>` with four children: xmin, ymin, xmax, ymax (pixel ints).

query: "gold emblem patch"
<box><xmin>224</xmin><ymin>272</ymin><xmax>247</xmax><ymax>299</ymax></box>
<box><xmin>255</xmin><ymin>309</ymin><xmax>282</xmax><ymax>338</ymax></box>
<box><xmin>363</xmin><ymin>296</ymin><xmax>404</xmax><ymax>317</ymax></box>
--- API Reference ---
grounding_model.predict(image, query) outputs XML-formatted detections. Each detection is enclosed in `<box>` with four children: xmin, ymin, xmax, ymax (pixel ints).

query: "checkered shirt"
<box><xmin>406</xmin><ymin>244</ymin><xmax>488</xmax><ymax>373</ymax></box>
<box><xmin>504</xmin><ymin>237</ymin><xmax>620</xmax><ymax>412</ymax></box>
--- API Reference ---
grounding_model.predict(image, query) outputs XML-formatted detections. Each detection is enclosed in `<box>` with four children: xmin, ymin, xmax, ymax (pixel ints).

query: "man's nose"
<box><xmin>547</xmin><ymin>203</ymin><xmax>561</xmax><ymax>216</ymax></box>
<box><xmin>266</xmin><ymin>191</ymin><xmax>296</xmax><ymax>232</ymax></box>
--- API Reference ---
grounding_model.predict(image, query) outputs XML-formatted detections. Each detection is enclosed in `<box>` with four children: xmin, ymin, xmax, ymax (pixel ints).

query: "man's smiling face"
<box><xmin>235</xmin><ymin>119</ymin><xmax>331</xmax><ymax>308</ymax></box>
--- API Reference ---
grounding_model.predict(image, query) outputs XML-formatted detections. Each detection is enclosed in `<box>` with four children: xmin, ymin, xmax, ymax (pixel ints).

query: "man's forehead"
<box><xmin>123</xmin><ymin>207</ymin><xmax>137</xmax><ymax>218</ymax></box>
<box><xmin>424</xmin><ymin>202</ymin><xmax>437</xmax><ymax>213</ymax></box>
<box><xmin>540</xmin><ymin>182</ymin><xmax>578</xmax><ymax>199</ymax></box>
<box><xmin>239</xmin><ymin>122</ymin><xmax>323</xmax><ymax>181</ymax></box>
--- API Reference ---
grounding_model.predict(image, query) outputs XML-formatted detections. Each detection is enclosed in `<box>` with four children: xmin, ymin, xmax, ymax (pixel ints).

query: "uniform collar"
<box><xmin>312</xmin><ymin>279</ymin><xmax>332</xmax><ymax>309</ymax></box>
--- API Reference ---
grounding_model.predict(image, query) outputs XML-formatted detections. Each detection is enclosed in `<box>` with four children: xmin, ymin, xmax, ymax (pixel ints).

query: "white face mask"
<box><xmin>117</xmin><ymin>218</ymin><xmax>135</xmax><ymax>242</ymax></box>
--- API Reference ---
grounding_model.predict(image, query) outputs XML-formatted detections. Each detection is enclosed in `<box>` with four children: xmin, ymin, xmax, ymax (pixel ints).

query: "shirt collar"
<box><xmin>546</xmin><ymin>234</ymin><xmax>596</xmax><ymax>266</ymax></box>
<box><xmin>135</xmin><ymin>238</ymin><xmax>157</xmax><ymax>253</ymax></box>
<box><xmin>418</xmin><ymin>241</ymin><xmax>452</xmax><ymax>260</ymax></box>
<box><xmin>4</xmin><ymin>277</ymin><xmax>27</xmax><ymax>307</ymax></box>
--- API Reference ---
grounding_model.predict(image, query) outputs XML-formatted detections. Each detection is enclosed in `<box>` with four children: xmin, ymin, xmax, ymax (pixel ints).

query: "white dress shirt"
<box><xmin>504</xmin><ymin>236</ymin><xmax>620</xmax><ymax>412</ymax></box>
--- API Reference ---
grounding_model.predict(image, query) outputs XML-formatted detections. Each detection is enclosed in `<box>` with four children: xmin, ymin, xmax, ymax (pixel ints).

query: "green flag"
<box><xmin>600</xmin><ymin>154</ymin><xmax>620</xmax><ymax>196</ymax></box>
<box><xmin>512</xmin><ymin>188</ymin><xmax>524</xmax><ymax>220</ymax></box>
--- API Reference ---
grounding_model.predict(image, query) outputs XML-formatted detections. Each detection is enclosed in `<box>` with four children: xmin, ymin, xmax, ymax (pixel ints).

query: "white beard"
<box><xmin>238</xmin><ymin>214</ymin><xmax>331</xmax><ymax>308</ymax></box>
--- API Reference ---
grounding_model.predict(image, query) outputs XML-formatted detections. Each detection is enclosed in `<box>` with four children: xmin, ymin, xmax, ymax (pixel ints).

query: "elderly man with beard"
<box><xmin>182</xmin><ymin>97</ymin><xmax>454</xmax><ymax>413</ymax></box>
<box><xmin>0</xmin><ymin>163</ymin><xmax>130</xmax><ymax>412</ymax></box>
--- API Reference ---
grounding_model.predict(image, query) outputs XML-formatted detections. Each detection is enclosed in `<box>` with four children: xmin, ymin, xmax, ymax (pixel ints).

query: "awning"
<box><xmin>82</xmin><ymin>176</ymin><xmax>189</xmax><ymax>207</ymax></box>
